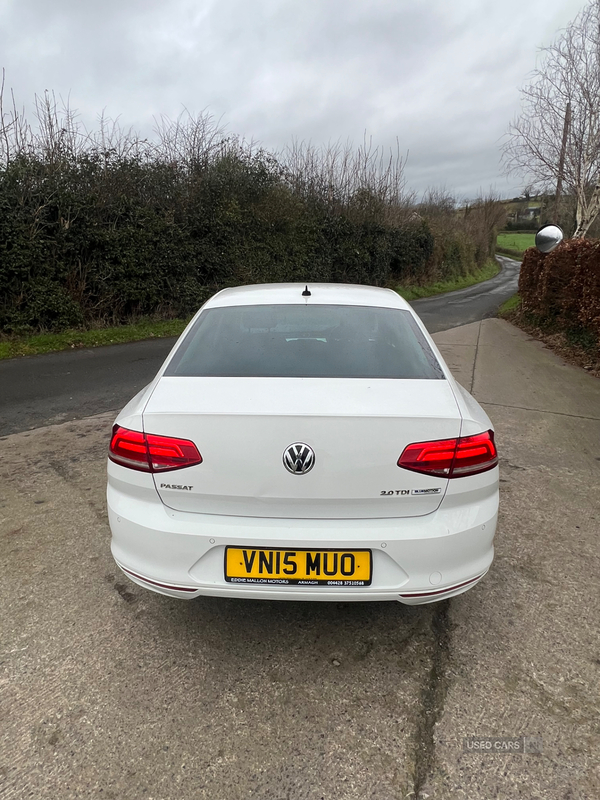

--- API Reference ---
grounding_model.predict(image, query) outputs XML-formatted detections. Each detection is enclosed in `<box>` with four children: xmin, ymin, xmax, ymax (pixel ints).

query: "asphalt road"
<box><xmin>0</xmin><ymin>256</ymin><xmax>520</xmax><ymax>436</ymax></box>
<box><xmin>0</xmin><ymin>337</ymin><xmax>176</xmax><ymax>436</ymax></box>
<box><xmin>410</xmin><ymin>254</ymin><xmax>520</xmax><ymax>333</ymax></box>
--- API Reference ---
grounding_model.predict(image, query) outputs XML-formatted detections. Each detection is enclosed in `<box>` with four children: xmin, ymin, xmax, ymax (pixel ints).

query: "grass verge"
<box><xmin>498</xmin><ymin>294</ymin><xmax>521</xmax><ymax>317</ymax></box>
<box><xmin>0</xmin><ymin>317</ymin><xmax>191</xmax><ymax>360</ymax></box>
<box><xmin>396</xmin><ymin>259</ymin><xmax>500</xmax><ymax>302</ymax></box>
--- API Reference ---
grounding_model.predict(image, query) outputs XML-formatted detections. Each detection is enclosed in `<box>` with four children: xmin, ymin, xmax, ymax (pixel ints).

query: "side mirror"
<box><xmin>535</xmin><ymin>224</ymin><xmax>563</xmax><ymax>254</ymax></box>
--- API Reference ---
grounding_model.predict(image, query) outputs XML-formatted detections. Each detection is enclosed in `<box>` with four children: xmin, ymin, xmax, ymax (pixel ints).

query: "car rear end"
<box><xmin>107</xmin><ymin>284</ymin><xmax>498</xmax><ymax>603</ymax></box>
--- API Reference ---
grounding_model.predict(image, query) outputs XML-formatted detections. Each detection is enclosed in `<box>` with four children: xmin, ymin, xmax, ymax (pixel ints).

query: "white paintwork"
<box><xmin>205</xmin><ymin>282</ymin><xmax>410</xmax><ymax>310</ymax></box>
<box><xmin>143</xmin><ymin>377</ymin><xmax>460</xmax><ymax>518</ymax></box>
<box><xmin>107</xmin><ymin>283</ymin><xmax>499</xmax><ymax>603</ymax></box>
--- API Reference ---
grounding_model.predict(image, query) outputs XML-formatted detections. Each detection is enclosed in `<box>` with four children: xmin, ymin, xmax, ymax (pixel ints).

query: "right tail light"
<box><xmin>398</xmin><ymin>430</ymin><xmax>498</xmax><ymax>478</ymax></box>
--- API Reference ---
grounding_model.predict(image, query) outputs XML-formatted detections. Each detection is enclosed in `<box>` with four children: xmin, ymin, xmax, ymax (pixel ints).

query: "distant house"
<box><xmin>502</xmin><ymin>199</ymin><xmax>542</xmax><ymax>227</ymax></box>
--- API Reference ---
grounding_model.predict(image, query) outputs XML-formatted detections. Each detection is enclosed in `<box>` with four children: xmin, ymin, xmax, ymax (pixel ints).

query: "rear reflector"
<box><xmin>109</xmin><ymin>425</ymin><xmax>202</xmax><ymax>472</ymax></box>
<box><xmin>399</xmin><ymin>573</ymin><xmax>485</xmax><ymax>598</ymax></box>
<box><xmin>398</xmin><ymin>430</ymin><xmax>498</xmax><ymax>478</ymax></box>
<box><xmin>120</xmin><ymin>566</ymin><xmax>198</xmax><ymax>594</ymax></box>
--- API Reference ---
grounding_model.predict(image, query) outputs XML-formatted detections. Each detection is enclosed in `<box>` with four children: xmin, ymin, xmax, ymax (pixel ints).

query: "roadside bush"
<box><xmin>519</xmin><ymin>238</ymin><xmax>600</xmax><ymax>343</ymax></box>
<box><xmin>388</xmin><ymin>222</ymin><xmax>435</xmax><ymax>282</ymax></box>
<box><xmin>416</xmin><ymin>190</ymin><xmax>505</xmax><ymax>283</ymax></box>
<box><xmin>5</xmin><ymin>277</ymin><xmax>85</xmax><ymax>333</ymax></box>
<box><xmin>438</xmin><ymin>233</ymin><xmax>477</xmax><ymax>279</ymax></box>
<box><xmin>503</xmin><ymin>222</ymin><xmax>538</xmax><ymax>232</ymax></box>
<box><xmin>0</xmin><ymin>148</ymin><xmax>437</xmax><ymax>333</ymax></box>
<box><xmin>0</xmin><ymin>97</ymin><xmax>497</xmax><ymax>334</ymax></box>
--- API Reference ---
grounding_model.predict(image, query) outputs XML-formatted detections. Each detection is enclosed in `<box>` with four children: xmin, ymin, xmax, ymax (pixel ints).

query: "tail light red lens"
<box><xmin>109</xmin><ymin>426</ymin><xmax>202</xmax><ymax>472</ymax></box>
<box><xmin>451</xmin><ymin>431</ymin><xmax>499</xmax><ymax>477</ymax></box>
<box><xmin>398</xmin><ymin>430</ymin><xmax>498</xmax><ymax>479</ymax></box>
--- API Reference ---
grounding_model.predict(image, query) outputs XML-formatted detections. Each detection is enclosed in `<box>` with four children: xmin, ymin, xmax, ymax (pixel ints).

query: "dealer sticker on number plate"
<box><xmin>225</xmin><ymin>547</ymin><xmax>372</xmax><ymax>586</ymax></box>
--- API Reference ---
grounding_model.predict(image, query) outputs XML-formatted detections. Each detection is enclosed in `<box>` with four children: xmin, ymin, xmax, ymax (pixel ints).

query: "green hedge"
<box><xmin>0</xmin><ymin>150</ymin><xmax>454</xmax><ymax>334</ymax></box>
<box><xmin>519</xmin><ymin>238</ymin><xmax>600</xmax><ymax>344</ymax></box>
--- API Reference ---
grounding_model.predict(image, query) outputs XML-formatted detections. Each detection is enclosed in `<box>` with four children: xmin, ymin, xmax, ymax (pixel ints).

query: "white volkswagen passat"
<box><xmin>107</xmin><ymin>283</ymin><xmax>498</xmax><ymax>604</ymax></box>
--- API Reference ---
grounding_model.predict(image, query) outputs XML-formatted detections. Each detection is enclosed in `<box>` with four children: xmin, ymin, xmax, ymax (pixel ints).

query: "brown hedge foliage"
<box><xmin>519</xmin><ymin>238</ymin><xmax>600</xmax><ymax>338</ymax></box>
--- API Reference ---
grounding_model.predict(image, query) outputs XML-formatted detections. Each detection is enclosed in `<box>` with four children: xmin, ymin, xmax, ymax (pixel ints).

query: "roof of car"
<box><xmin>204</xmin><ymin>283</ymin><xmax>411</xmax><ymax>311</ymax></box>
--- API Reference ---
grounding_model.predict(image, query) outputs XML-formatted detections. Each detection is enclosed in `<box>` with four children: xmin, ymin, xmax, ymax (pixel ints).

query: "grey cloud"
<box><xmin>0</xmin><ymin>0</ymin><xmax>589</xmax><ymax>196</ymax></box>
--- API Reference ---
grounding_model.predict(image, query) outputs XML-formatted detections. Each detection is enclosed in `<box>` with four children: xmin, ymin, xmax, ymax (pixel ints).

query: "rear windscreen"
<box><xmin>165</xmin><ymin>304</ymin><xmax>445</xmax><ymax>379</ymax></box>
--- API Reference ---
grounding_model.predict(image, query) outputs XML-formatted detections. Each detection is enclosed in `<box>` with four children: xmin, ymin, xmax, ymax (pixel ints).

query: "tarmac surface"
<box><xmin>1</xmin><ymin>318</ymin><xmax>599</xmax><ymax>799</ymax></box>
<box><xmin>0</xmin><ymin>256</ymin><xmax>520</xmax><ymax>436</ymax></box>
<box><xmin>411</xmin><ymin>254</ymin><xmax>520</xmax><ymax>333</ymax></box>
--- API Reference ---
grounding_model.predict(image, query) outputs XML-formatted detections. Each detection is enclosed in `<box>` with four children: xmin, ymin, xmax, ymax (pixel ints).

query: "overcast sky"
<box><xmin>0</xmin><ymin>0</ymin><xmax>588</xmax><ymax>200</ymax></box>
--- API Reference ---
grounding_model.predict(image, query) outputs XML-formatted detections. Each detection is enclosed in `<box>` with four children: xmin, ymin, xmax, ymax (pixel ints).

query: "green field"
<box><xmin>496</xmin><ymin>232</ymin><xmax>536</xmax><ymax>256</ymax></box>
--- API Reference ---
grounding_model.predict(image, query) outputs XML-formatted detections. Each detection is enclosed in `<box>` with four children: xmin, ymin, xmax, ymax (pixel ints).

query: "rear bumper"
<box><xmin>108</xmin><ymin>478</ymin><xmax>498</xmax><ymax>605</ymax></box>
<box><xmin>114</xmin><ymin>561</ymin><xmax>490</xmax><ymax>605</ymax></box>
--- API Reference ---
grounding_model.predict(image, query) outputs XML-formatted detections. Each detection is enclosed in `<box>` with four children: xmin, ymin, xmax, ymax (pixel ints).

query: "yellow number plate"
<box><xmin>225</xmin><ymin>547</ymin><xmax>372</xmax><ymax>586</ymax></box>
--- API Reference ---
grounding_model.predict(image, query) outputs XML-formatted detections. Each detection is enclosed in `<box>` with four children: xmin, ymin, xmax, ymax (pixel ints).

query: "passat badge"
<box><xmin>283</xmin><ymin>443</ymin><xmax>315</xmax><ymax>475</ymax></box>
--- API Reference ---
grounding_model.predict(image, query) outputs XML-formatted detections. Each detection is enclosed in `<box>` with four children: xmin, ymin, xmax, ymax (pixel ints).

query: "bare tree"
<box><xmin>153</xmin><ymin>109</ymin><xmax>237</xmax><ymax>170</ymax></box>
<box><xmin>0</xmin><ymin>69</ymin><xmax>33</xmax><ymax>164</ymax></box>
<box><xmin>502</xmin><ymin>0</ymin><xmax>600</xmax><ymax>237</ymax></box>
<box><xmin>279</xmin><ymin>135</ymin><xmax>412</xmax><ymax>220</ymax></box>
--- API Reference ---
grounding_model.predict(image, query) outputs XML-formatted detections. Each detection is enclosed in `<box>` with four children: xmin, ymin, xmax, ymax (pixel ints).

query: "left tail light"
<box><xmin>398</xmin><ymin>430</ymin><xmax>498</xmax><ymax>478</ymax></box>
<box><xmin>109</xmin><ymin>425</ymin><xmax>202</xmax><ymax>472</ymax></box>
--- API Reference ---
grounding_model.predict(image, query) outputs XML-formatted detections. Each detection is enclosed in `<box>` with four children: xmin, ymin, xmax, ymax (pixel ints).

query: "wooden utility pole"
<box><xmin>554</xmin><ymin>101</ymin><xmax>571</xmax><ymax>224</ymax></box>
